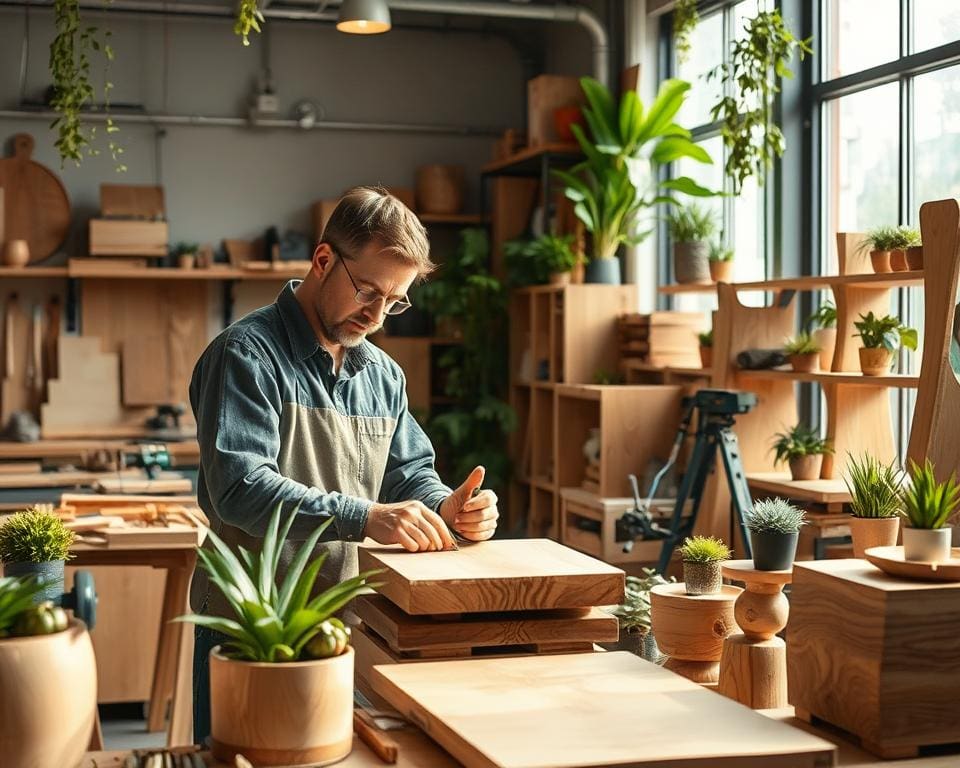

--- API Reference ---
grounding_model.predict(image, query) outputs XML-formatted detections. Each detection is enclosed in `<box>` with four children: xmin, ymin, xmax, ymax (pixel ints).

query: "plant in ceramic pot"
<box><xmin>899</xmin><ymin>459</ymin><xmax>959</xmax><ymax>563</ymax></box>
<box><xmin>888</xmin><ymin>226</ymin><xmax>921</xmax><ymax>272</ymax></box>
<box><xmin>177</xmin><ymin>504</ymin><xmax>382</xmax><ymax>766</ymax></box>
<box><xmin>853</xmin><ymin>311</ymin><xmax>918</xmax><ymax>376</ymax></box>
<box><xmin>503</xmin><ymin>234</ymin><xmax>578</xmax><ymax>287</ymax></box>
<box><xmin>708</xmin><ymin>240</ymin><xmax>734</xmax><ymax>283</ymax></box>
<box><xmin>806</xmin><ymin>299</ymin><xmax>837</xmax><ymax>372</ymax></box>
<box><xmin>843</xmin><ymin>453</ymin><xmax>903</xmax><ymax>558</ymax></box>
<box><xmin>668</xmin><ymin>204</ymin><xmax>718</xmax><ymax>285</ymax></box>
<box><xmin>783</xmin><ymin>331</ymin><xmax>821</xmax><ymax>373</ymax></box>
<box><xmin>602</xmin><ymin>568</ymin><xmax>673</xmax><ymax>662</ymax></box>
<box><xmin>0</xmin><ymin>507</ymin><xmax>75</xmax><ymax>603</ymax></box>
<box><xmin>698</xmin><ymin>329</ymin><xmax>714</xmax><ymax>368</ymax></box>
<box><xmin>771</xmin><ymin>423</ymin><xmax>833</xmax><ymax>481</ymax></box>
<box><xmin>680</xmin><ymin>536</ymin><xmax>731</xmax><ymax>596</ymax></box>
<box><xmin>744</xmin><ymin>498</ymin><xmax>806</xmax><ymax>571</ymax></box>
<box><xmin>859</xmin><ymin>227</ymin><xmax>899</xmax><ymax>273</ymax></box>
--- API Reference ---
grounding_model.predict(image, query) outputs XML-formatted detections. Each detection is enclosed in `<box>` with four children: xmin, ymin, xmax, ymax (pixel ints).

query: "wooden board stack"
<box><xmin>617</xmin><ymin>312</ymin><xmax>704</xmax><ymax>369</ymax></box>
<box><xmin>354</xmin><ymin>539</ymin><xmax>624</xmax><ymax>706</ymax></box>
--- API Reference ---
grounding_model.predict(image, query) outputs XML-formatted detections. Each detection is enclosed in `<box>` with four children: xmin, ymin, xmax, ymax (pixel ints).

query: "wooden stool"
<box><xmin>650</xmin><ymin>582</ymin><xmax>741</xmax><ymax>686</ymax></box>
<box><xmin>717</xmin><ymin>560</ymin><xmax>793</xmax><ymax>708</ymax></box>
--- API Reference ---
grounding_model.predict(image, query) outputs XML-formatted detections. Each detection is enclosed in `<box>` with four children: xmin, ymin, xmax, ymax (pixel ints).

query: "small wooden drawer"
<box><xmin>89</xmin><ymin>219</ymin><xmax>169</xmax><ymax>257</ymax></box>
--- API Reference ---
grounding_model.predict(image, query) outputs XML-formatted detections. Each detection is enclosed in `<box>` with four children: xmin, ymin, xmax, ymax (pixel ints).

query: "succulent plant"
<box><xmin>900</xmin><ymin>459</ymin><xmax>960</xmax><ymax>530</ymax></box>
<box><xmin>844</xmin><ymin>453</ymin><xmax>903</xmax><ymax>519</ymax></box>
<box><xmin>783</xmin><ymin>331</ymin><xmax>821</xmax><ymax>355</ymax></box>
<box><xmin>0</xmin><ymin>507</ymin><xmax>75</xmax><ymax>564</ymax></box>
<box><xmin>745</xmin><ymin>498</ymin><xmax>806</xmax><ymax>534</ymax></box>
<box><xmin>680</xmin><ymin>535</ymin><xmax>731</xmax><ymax>563</ymax></box>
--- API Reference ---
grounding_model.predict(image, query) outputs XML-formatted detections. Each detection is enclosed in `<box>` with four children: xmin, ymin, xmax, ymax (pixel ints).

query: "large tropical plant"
<box><xmin>555</xmin><ymin>77</ymin><xmax>716</xmax><ymax>262</ymax></box>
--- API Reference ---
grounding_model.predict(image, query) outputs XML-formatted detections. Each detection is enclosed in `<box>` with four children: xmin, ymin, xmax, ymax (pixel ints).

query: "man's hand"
<box><xmin>440</xmin><ymin>465</ymin><xmax>499</xmax><ymax>542</ymax></box>
<box><xmin>364</xmin><ymin>500</ymin><xmax>458</xmax><ymax>552</ymax></box>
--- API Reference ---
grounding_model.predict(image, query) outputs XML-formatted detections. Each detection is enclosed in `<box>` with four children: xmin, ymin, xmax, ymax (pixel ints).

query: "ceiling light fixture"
<box><xmin>337</xmin><ymin>0</ymin><xmax>392</xmax><ymax>34</ymax></box>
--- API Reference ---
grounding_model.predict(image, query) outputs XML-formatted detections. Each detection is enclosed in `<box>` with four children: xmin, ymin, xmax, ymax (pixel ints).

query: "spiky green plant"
<box><xmin>889</xmin><ymin>226</ymin><xmax>922</xmax><ymax>250</ymax></box>
<box><xmin>0</xmin><ymin>508</ymin><xmax>75</xmax><ymax>564</ymax></box>
<box><xmin>680</xmin><ymin>536</ymin><xmax>731</xmax><ymax>563</ymax></box>
<box><xmin>177</xmin><ymin>504</ymin><xmax>382</xmax><ymax>662</ymax></box>
<box><xmin>0</xmin><ymin>576</ymin><xmax>45</xmax><ymax>637</ymax></box>
<box><xmin>771</xmin><ymin>423</ymin><xmax>833</xmax><ymax>464</ymax></box>
<box><xmin>745</xmin><ymin>498</ymin><xmax>806</xmax><ymax>534</ymax></box>
<box><xmin>667</xmin><ymin>204</ymin><xmax>718</xmax><ymax>244</ymax></box>
<box><xmin>708</xmin><ymin>240</ymin><xmax>734</xmax><ymax>263</ymax></box>
<box><xmin>783</xmin><ymin>331</ymin><xmax>821</xmax><ymax>355</ymax></box>
<box><xmin>605</xmin><ymin>568</ymin><xmax>674</xmax><ymax>634</ymax></box>
<box><xmin>900</xmin><ymin>459</ymin><xmax>960</xmax><ymax>530</ymax></box>
<box><xmin>698</xmin><ymin>329</ymin><xmax>714</xmax><ymax>348</ymax></box>
<box><xmin>859</xmin><ymin>226</ymin><xmax>900</xmax><ymax>253</ymax></box>
<box><xmin>843</xmin><ymin>454</ymin><xmax>903</xmax><ymax>519</ymax></box>
<box><xmin>854</xmin><ymin>312</ymin><xmax>918</xmax><ymax>353</ymax></box>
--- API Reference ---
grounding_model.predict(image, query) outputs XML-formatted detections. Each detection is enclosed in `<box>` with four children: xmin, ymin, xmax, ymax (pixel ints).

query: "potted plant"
<box><xmin>806</xmin><ymin>299</ymin><xmax>837</xmax><ymax>372</ymax></box>
<box><xmin>171</xmin><ymin>241</ymin><xmax>200</xmax><ymax>270</ymax></box>
<box><xmin>602</xmin><ymin>568</ymin><xmax>672</xmax><ymax>662</ymax></box>
<box><xmin>906</xmin><ymin>239</ymin><xmax>924</xmax><ymax>271</ymax></box>
<box><xmin>0</xmin><ymin>507</ymin><xmax>74</xmax><ymax>603</ymax></box>
<box><xmin>178</xmin><ymin>505</ymin><xmax>382</xmax><ymax>766</ymax></box>
<box><xmin>668</xmin><ymin>204</ymin><xmax>718</xmax><ymax>284</ymax></box>
<box><xmin>899</xmin><ymin>459</ymin><xmax>959</xmax><ymax>563</ymax></box>
<box><xmin>859</xmin><ymin>226</ymin><xmax>898</xmax><ymax>273</ymax></box>
<box><xmin>698</xmin><ymin>329</ymin><xmax>713</xmax><ymax>368</ymax></box>
<box><xmin>504</xmin><ymin>234</ymin><xmax>579</xmax><ymax>287</ymax></box>
<box><xmin>0</xmin><ymin>575</ymin><xmax>97</xmax><ymax>768</ymax></box>
<box><xmin>771</xmin><ymin>423</ymin><xmax>833</xmax><ymax>481</ymax></box>
<box><xmin>888</xmin><ymin>226</ymin><xmax>921</xmax><ymax>272</ymax></box>
<box><xmin>843</xmin><ymin>453</ymin><xmax>903</xmax><ymax>558</ymax></box>
<box><xmin>708</xmin><ymin>240</ymin><xmax>734</xmax><ymax>283</ymax></box>
<box><xmin>783</xmin><ymin>331</ymin><xmax>821</xmax><ymax>373</ymax></box>
<box><xmin>744</xmin><ymin>498</ymin><xmax>806</xmax><ymax>571</ymax></box>
<box><xmin>853</xmin><ymin>311</ymin><xmax>919</xmax><ymax>376</ymax></box>
<box><xmin>680</xmin><ymin>536</ymin><xmax>731</xmax><ymax>595</ymax></box>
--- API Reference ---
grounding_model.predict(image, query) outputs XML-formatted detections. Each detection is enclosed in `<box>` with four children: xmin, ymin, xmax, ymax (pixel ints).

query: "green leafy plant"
<box><xmin>843</xmin><ymin>454</ymin><xmax>903</xmax><ymax>519</ymax></box>
<box><xmin>555</xmin><ymin>77</ymin><xmax>716</xmax><ymax>263</ymax></box>
<box><xmin>709</xmin><ymin>240</ymin><xmax>734</xmax><ymax>263</ymax></box>
<box><xmin>680</xmin><ymin>536</ymin><xmax>731</xmax><ymax>563</ymax></box>
<box><xmin>667</xmin><ymin>204</ymin><xmax>718</xmax><ymax>244</ymax></box>
<box><xmin>171</xmin><ymin>242</ymin><xmax>200</xmax><ymax>258</ymax></box>
<box><xmin>900</xmin><ymin>459</ymin><xmax>960</xmax><ymax>530</ymax></box>
<box><xmin>673</xmin><ymin>0</ymin><xmax>700</xmax><ymax>65</ymax></box>
<box><xmin>176</xmin><ymin>503</ymin><xmax>381</xmax><ymax>662</ymax></box>
<box><xmin>503</xmin><ymin>234</ymin><xmax>578</xmax><ymax>287</ymax></box>
<box><xmin>235</xmin><ymin>0</ymin><xmax>265</xmax><ymax>46</ymax></box>
<box><xmin>858</xmin><ymin>226</ymin><xmax>900</xmax><ymax>253</ymax></box>
<box><xmin>708</xmin><ymin>10</ymin><xmax>813</xmax><ymax>193</ymax></box>
<box><xmin>853</xmin><ymin>312</ymin><xmax>919</xmax><ymax>352</ymax></box>
<box><xmin>0</xmin><ymin>576</ymin><xmax>46</xmax><ymax>638</ymax></box>
<box><xmin>745</xmin><ymin>498</ymin><xmax>807</xmax><ymax>534</ymax></box>
<box><xmin>806</xmin><ymin>299</ymin><xmax>837</xmax><ymax>330</ymax></box>
<box><xmin>889</xmin><ymin>226</ymin><xmax>922</xmax><ymax>250</ymax></box>
<box><xmin>605</xmin><ymin>568</ymin><xmax>674</xmax><ymax>634</ymax></box>
<box><xmin>0</xmin><ymin>508</ymin><xmax>75</xmax><ymax>564</ymax></box>
<box><xmin>771</xmin><ymin>423</ymin><xmax>833</xmax><ymax>464</ymax></box>
<box><xmin>783</xmin><ymin>331</ymin><xmax>821</xmax><ymax>355</ymax></box>
<box><xmin>698</xmin><ymin>329</ymin><xmax>713</xmax><ymax>348</ymax></box>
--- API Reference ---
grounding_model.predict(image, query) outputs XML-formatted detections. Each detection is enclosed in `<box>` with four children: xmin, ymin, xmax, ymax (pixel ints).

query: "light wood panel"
<box><xmin>735</xmin><ymin>370</ymin><xmax>918</xmax><ymax>387</ymax></box>
<box><xmin>100</xmin><ymin>184</ymin><xmax>165</xmax><ymax>219</ymax></box>
<box><xmin>88</xmin><ymin>220</ymin><xmax>168</xmax><ymax>257</ymax></box>
<box><xmin>358</xmin><ymin>539</ymin><xmax>624</xmax><ymax>615</ymax></box>
<box><xmin>371</xmin><ymin>651</ymin><xmax>836</xmax><ymax>768</ymax></box>
<box><xmin>822</xmin><ymin>383</ymin><xmax>897</xmax><ymax>478</ymax></box>
<box><xmin>373</xmin><ymin>337</ymin><xmax>431</xmax><ymax>413</ymax></box>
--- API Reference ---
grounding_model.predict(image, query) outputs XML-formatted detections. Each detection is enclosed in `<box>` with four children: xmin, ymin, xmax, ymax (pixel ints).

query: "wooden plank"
<box><xmin>481</xmin><ymin>142</ymin><xmax>581</xmax><ymax>175</ymax></box>
<box><xmin>353</xmin><ymin>595</ymin><xmax>616</xmax><ymax>653</ymax></box>
<box><xmin>373</xmin><ymin>337</ymin><xmax>431</xmax><ymax>413</ymax></box>
<box><xmin>747</xmin><ymin>473</ymin><xmax>851</xmax><ymax>505</ymax></box>
<box><xmin>658</xmin><ymin>271</ymin><xmax>923</xmax><ymax>294</ymax></box>
<box><xmin>0</xmin><ymin>468</ymin><xmax>145</xmax><ymax>490</ymax></box>
<box><xmin>358</xmin><ymin>539</ymin><xmax>624</xmax><ymax>615</ymax></box>
<box><xmin>89</xmin><ymin>219</ymin><xmax>168</xmax><ymax>257</ymax></box>
<box><xmin>121</xmin><ymin>336</ymin><xmax>170</xmax><ymax>405</ymax></box>
<box><xmin>736</xmin><ymin>369</ymin><xmax>919</xmax><ymax>388</ymax></box>
<box><xmin>371</xmin><ymin>651</ymin><xmax>836</xmax><ymax>768</ymax></box>
<box><xmin>99</xmin><ymin>184</ymin><xmax>165</xmax><ymax>219</ymax></box>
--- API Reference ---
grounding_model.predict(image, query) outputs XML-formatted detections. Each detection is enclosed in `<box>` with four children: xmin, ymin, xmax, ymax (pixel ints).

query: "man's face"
<box><xmin>313</xmin><ymin>241</ymin><xmax>418</xmax><ymax>348</ymax></box>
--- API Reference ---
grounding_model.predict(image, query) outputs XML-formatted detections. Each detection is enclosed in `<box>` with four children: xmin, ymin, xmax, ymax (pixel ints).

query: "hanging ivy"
<box><xmin>673</xmin><ymin>0</ymin><xmax>699</xmax><ymax>66</ymax></box>
<box><xmin>235</xmin><ymin>0</ymin><xmax>265</xmax><ymax>46</ymax></box>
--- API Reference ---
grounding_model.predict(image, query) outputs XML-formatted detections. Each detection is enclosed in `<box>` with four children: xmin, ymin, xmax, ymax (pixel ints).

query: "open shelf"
<box><xmin>418</xmin><ymin>212</ymin><xmax>486</xmax><ymax>225</ymax></box>
<box><xmin>0</xmin><ymin>266</ymin><xmax>70</xmax><ymax>278</ymax></box>
<box><xmin>66</xmin><ymin>264</ymin><xmax>307</xmax><ymax>280</ymax></box>
<box><xmin>659</xmin><ymin>270</ymin><xmax>924</xmax><ymax>295</ymax></box>
<box><xmin>482</xmin><ymin>142</ymin><xmax>582</xmax><ymax>176</ymax></box>
<box><xmin>746</xmin><ymin>473</ymin><xmax>851</xmax><ymax>505</ymax></box>
<box><xmin>736</xmin><ymin>369</ymin><xmax>920</xmax><ymax>388</ymax></box>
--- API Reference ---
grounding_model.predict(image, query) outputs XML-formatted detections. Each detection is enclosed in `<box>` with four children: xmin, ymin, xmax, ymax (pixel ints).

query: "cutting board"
<box><xmin>371</xmin><ymin>652</ymin><xmax>837</xmax><ymax>768</ymax></box>
<box><xmin>357</xmin><ymin>539</ymin><xmax>624</xmax><ymax>615</ymax></box>
<box><xmin>0</xmin><ymin>134</ymin><xmax>70</xmax><ymax>263</ymax></box>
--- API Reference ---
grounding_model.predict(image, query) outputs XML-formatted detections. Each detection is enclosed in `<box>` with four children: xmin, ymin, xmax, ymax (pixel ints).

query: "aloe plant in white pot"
<box><xmin>843</xmin><ymin>453</ymin><xmax>903</xmax><ymax>558</ymax></box>
<box><xmin>899</xmin><ymin>459</ymin><xmax>959</xmax><ymax>563</ymax></box>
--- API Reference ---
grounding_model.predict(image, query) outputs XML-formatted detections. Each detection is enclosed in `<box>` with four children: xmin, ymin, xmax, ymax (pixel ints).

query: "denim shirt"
<box><xmin>189</xmin><ymin>280</ymin><xmax>452</xmax><ymax>613</ymax></box>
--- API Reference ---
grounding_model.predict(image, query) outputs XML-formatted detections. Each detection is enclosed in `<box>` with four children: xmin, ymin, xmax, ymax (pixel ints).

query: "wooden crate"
<box><xmin>787</xmin><ymin>559</ymin><xmax>960</xmax><ymax>759</ymax></box>
<box><xmin>527</xmin><ymin>75</ymin><xmax>585</xmax><ymax>146</ymax></box>
<box><xmin>617</xmin><ymin>311</ymin><xmax>705</xmax><ymax>368</ymax></box>
<box><xmin>88</xmin><ymin>219</ymin><xmax>168</xmax><ymax>257</ymax></box>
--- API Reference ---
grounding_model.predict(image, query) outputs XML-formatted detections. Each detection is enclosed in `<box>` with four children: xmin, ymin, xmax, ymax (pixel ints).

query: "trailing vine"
<box><xmin>707</xmin><ymin>10</ymin><xmax>812</xmax><ymax>193</ymax></box>
<box><xmin>235</xmin><ymin>0</ymin><xmax>265</xmax><ymax>46</ymax></box>
<box><xmin>673</xmin><ymin>0</ymin><xmax>699</xmax><ymax>66</ymax></box>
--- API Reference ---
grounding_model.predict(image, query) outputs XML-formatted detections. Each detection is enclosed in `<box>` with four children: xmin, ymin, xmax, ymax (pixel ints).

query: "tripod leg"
<box><xmin>717</xmin><ymin>427</ymin><xmax>754</xmax><ymax>558</ymax></box>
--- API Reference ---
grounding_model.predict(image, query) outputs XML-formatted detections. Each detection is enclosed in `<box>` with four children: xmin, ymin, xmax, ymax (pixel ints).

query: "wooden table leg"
<box><xmin>168</xmin><ymin>610</ymin><xmax>195</xmax><ymax>746</ymax></box>
<box><xmin>147</xmin><ymin>562</ymin><xmax>193</xmax><ymax>732</ymax></box>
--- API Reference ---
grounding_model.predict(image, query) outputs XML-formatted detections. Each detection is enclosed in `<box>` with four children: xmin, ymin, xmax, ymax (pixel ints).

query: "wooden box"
<box><xmin>527</xmin><ymin>75</ymin><xmax>585</xmax><ymax>146</ymax></box>
<box><xmin>617</xmin><ymin>311</ymin><xmax>705</xmax><ymax>368</ymax></box>
<box><xmin>88</xmin><ymin>219</ymin><xmax>168</xmax><ymax>257</ymax></box>
<box><xmin>787</xmin><ymin>559</ymin><xmax>960</xmax><ymax>758</ymax></box>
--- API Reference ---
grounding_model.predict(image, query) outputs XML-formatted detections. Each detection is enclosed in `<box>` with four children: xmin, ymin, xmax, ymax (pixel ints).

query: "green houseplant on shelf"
<box><xmin>858</xmin><ymin>226</ymin><xmax>899</xmax><ymax>273</ymax></box>
<box><xmin>771</xmin><ymin>423</ymin><xmax>833</xmax><ymax>482</ymax></box>
<box><xmin>843</xmin><ymin>453</ymin><xmax>903</xmax><ymax>558</ymax></box>
<box><xmin>806</xmin><ymin>298</ymin><xmax>837</xmax><ymax>371</ymax></box>
<box><xmin>503</xmin><ymin>233</ymin><xmax>579</xmax><ymax>287</ymax></box>
<box><xmin>889</xmin><ymin>226</ymin><xmax>922</xmax><ymax>272</ymax></box>
<box><xmin>667</xmin><ymin>204</ymin><xmax>718</xmax><ymax>285</ymax></box>
<box><xmin>177</xmin><ymin>503</ymin><xmax>382</xmax><ymax>765</ymax></box>
<box><xmin>900</xmin><ymin>459</ymin><xmax>960</xmax><ymax>563</ymax></box>
<box><xmin>680</xmin><ymin>536</ymin><xmax>731</xmax><ymax>596</ymax></box>
<box><xmin>783</xmin><ymin>331</ymin><xmax>821</xmax><ymax>373</ymax></box>
<box><xmin>602</xmin><ymin>568</ymin><xmax>673</xmax><ymax>662</ymax></box>
<box><xmin>744</xmin><ymin>498</ymin><xmax>806</xmax><ymax>571</ymax></box>
<box><xmin>708</xmin><ymin>240</ymin><xmax>734</xmax><ymax>283</ymax></box>
<box><xmin>853</xmin><ymin>311</ymin><xmax>918</xmax><ymax>376</ymax></box>
<box><xmin>0</xmin><ymin>507</ymin><xmax>74</xmax><ymax>603</ymax></box>
<box><xmin>555</xmin><ymin>76</ymin><xmax>716</xmax><ymax>285</ymax></box>
<box><xmin>698</xmin><ymin>329</ymin><xmax>714</xmax><ymax>369</ymax></box>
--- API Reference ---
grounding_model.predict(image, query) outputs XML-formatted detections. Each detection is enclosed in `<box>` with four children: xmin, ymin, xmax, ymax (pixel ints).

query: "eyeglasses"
<box><xmin>335</xmin><ymin>251</ymin><xmax>412</xmax><ymax>316</ymax></box>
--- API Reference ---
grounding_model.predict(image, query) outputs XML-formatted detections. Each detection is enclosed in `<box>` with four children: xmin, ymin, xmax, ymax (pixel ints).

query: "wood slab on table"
<box><xmin>370</xmin><ymin>651</ymin><xmax>836</xmax><ymax>768</ymax></box>
<box><xmin>358</xmin><ymin>539</ymin><xmax>624</xmax><ymax>615</ymax></box>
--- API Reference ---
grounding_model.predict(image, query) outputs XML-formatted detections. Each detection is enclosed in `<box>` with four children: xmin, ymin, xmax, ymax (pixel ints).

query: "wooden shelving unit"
<box><xmin>0</xmin><ymin>266</ymin><xmax>70</xmax><ymax>278</ymax></box>
<box><xmin>0</xmin><ymin>264</ymin><xmax>306</xmax><ymax>281</ymax></box>
<box><xmin>735</xmin><ymin>370</ymin><xmax>920</xmax><ymax>387</ymax></box>
<box><xmin>658</xmin><ymin>270</ymin><xmax>924</xmax><ymax>295</ymax></box>
<box><xmin>481</xmin><ymin>142</ymin><xmax>582</xmax><ymax>176</ymax></box>
<box><xmin>417</xmin><ymin>212</ymin><xmax>486</xmax><ymax>225</ymax></box>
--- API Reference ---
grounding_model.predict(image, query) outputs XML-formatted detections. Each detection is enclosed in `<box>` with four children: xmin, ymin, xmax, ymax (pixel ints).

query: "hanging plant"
<box><xmin>235</xmin><ymin>0</ymin><xmax>265</xmax><ymax>46</ymax></box>
<box><xmin>673</xmin><ymin>0</ymin><xmax>699</xmax><ymax>65</ymax></box>
<box><xmin>707</xmin><ymin>10</ymin><xmax>812</xmax><ymax>194</ymax></box>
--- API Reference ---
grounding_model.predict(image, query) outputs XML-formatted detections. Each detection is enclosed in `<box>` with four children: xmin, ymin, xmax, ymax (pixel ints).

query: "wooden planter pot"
<box><xmin>789</xmin><ymin>454</ymin><xmax>822</xmax><ymax>481</ymax></box>
<box><xmin>699</xmin><ymin>345</ymin><xmax>713</xmax><ymax>368</ymax></box>
<box><xmin>210</xmin><ymin>645</ymin><xmax>355</xmax><ymax>766</ymax></box>
<box><xmin>870</xmin><ymin>250</ymin><xmax>892</xmax><ymax>273</ymax></box>
<box><xmin>415</xmin><ymin>165</ymin><xmax>464</xmax><ymax>214</ymax></box>
<box><xmin>906</xmin><ymin>245</ymin><xmax>924</xmax><ymax>270</ymax></box>
<box><xmin>789</xmin><ymin>352</ymin><xmax>819</xmax><ymax>373</ymax></box>
<box><xmin>848</xmin><ymin>516</ymin><xmax>900</xmax><ymax>558</ymax></box>
<box><xmin>889</xmin><ymin>249</ymin><xmax>909</xmax><ymax>271</ymax></box>
<box><xmin>813</xmin><ymin>327</ymin><xmax>836</xmax><ymax>371</ymax></box>
<box><xmin>0</xmin><ymin>620</ymin><xmax>97</xmax><ymax>768</ymax></box>
<box><xmin>549</xmin><ymin>271</ymin><xmax>571</xmax><ymax>286</ymax></box>
<box><xmin>859</xmin><ymin>347</ymin><xmax>893</xmax><ymax>376</ymax></box>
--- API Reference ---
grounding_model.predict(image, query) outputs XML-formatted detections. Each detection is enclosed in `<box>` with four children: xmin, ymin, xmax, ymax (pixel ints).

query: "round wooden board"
<box><xmin>721</xmin><ymin>559</ymin><xmax>793</xmax><ymax>585</ymax></box>
<box><xmin>0</xmin><ymin>133</ymin><xmax>70</xmax><ymax>263</ymax></box>
<box><xmin>864</xmin><ymin>545</ymin><xmax>960</xmax><ymax>581</ymax></box>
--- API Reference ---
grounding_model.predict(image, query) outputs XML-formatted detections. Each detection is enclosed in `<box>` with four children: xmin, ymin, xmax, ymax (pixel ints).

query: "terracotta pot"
<box><xmin>0</xmin><ymin>620</ymin><xmax>98</xmax><ymax>768</ymax></box>
<box><xmin>814</xmin><ymin>327</ymin><xmax>836</xmax><ymax>372</ymax></box>
<box><xmin>889</xmin><ymin>249</ymin><xmax>908</xmax><ymax>271</ymax></box>
<box><xmin>789</xmin><ymin>454</ymin><xmax>822</xmax><ymax>481</ymax></box>
<box><xmin>870</xmin><ymin>250</ymin><xmax>892</xmax><ymax>273</ymax></box>
<box><xmin>415</xmin><ymin>165</ymin><xmax>465</xmax><ymax>215</ymax></box>
<box><xmin>210</xmin><ymin>645</ymin><xmax>354</xmax><ymax>766</ymax></box>
<box><xmin>902</xmin><ymin>527</ymin><xmax>952</xmax><ymax>562</ymax></box>
<box><xmin>549</xmin><ymin>271</ymin><xmax>571</xmax><ymax>286</ymax></box>
<box><xmin>789</xmin><ymin>352</ymin><xmax>819</xmax><ymax>373</ymax></box>
<box><xmin>683</xmin><ymin>561</ymin><xmax>723</xmax><ymax>596</ymax></box>
<box><xmin>906</xmin><ymin>245</ymin><xmax>924</xmax><ymax>270</ymax></box>
<box><xmin>553</xmin><ymin>105</ymin><xmax>585</xmax><ymax>143</ymax></box>
<box><xmin>3</xmin><ymin>239</ymin><xmax>30</xmax><ymax>267</ymax></box>
<box><xmin>674</xmin><ymin>241</ymin><xmax>711</xmax><ymax>284</ymax></box>
<box><xmin>178</xmin><ymin>253</ymin><xmax>196</xmax><ymax>270</ymax></box>
<box><xmin>699</xmin><ymin>345</ymin><xmax>713</xmax><ymax>369</ymax></box>
<box><xmin>859</xmin><ymin>347</ymin><xmax>892</xmax><ymax>376</ymax></box>
<box><xmin>848</xmin><ymin>515</ymin><xmax>900</xmax><ymax>558</ymax></box>
<box><xmin>709</xmin><ymin>259</ymin><xmax>733</xmax><ymax>283</ymax></box>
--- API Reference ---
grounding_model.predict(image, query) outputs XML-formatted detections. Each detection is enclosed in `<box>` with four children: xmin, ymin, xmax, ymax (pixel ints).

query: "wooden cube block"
<box><xmin>787</xmin><ymin>559</ymin><xmax>960</xmax><ymax>758</ymax></box>
<box><xmin>88</xmin><ymin>219</ymin><xmax>168</xmax><ymax>257</ymax></box>
<box><xmin>527</xmin><ymin>75</ymin><xmax>585</xmax><ymax>146</ymax></box>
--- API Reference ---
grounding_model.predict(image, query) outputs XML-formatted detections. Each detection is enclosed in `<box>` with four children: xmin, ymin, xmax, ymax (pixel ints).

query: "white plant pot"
<box><xmin>902</xmin><ymin>527</ymin><xmax>953</xmax><ymax>563</ymax></box>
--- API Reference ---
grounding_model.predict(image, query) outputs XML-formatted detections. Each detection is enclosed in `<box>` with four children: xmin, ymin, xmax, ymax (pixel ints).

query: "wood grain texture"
<box><xmin>88</xmin><ymin>220</ymin><xmax>169</xmax><ymax>257</ymax></box>
<box><xmin>371</xmin><ymin>651</ymin><xmax>836</xmax><ymax>768</ymax></box>
<box><xmin>787</xmin><ymin>559</ymin><xmax>960</xmax><ymax>755</ymax></box>
<box><xmin>650</xmin><ymin>583</ymin><xmax>740</xmax><ymax>662</ymax></box>
<box><xmin>863</xmin><ymin>545</ymin><xmax>960</xmax><ymax>580</ymax></box>
<box><xmin>718</xmin><ymin>634</ymin><xmax>788</xmax><ymax>709</ymax></box>
<box><xmin>99</xmin><ymin>184</ymin><xmax>165</xmax><ymax>219</ymax></box>
<box><xmin>1</xmin><ymin>294</ymin><xmax>31</xmax><ymax>420</ymax></box>
<box><xmin>358</xmin><ymin>539</ymin><xmax>624</xmax><ymax>615</ymax></box>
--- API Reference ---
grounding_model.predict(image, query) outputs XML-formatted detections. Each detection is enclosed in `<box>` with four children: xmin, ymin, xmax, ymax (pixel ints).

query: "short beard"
<box><xmin>317</xmin><ymin>308</ymin><xmax>380</xmax><ymax>348</ymax></box>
